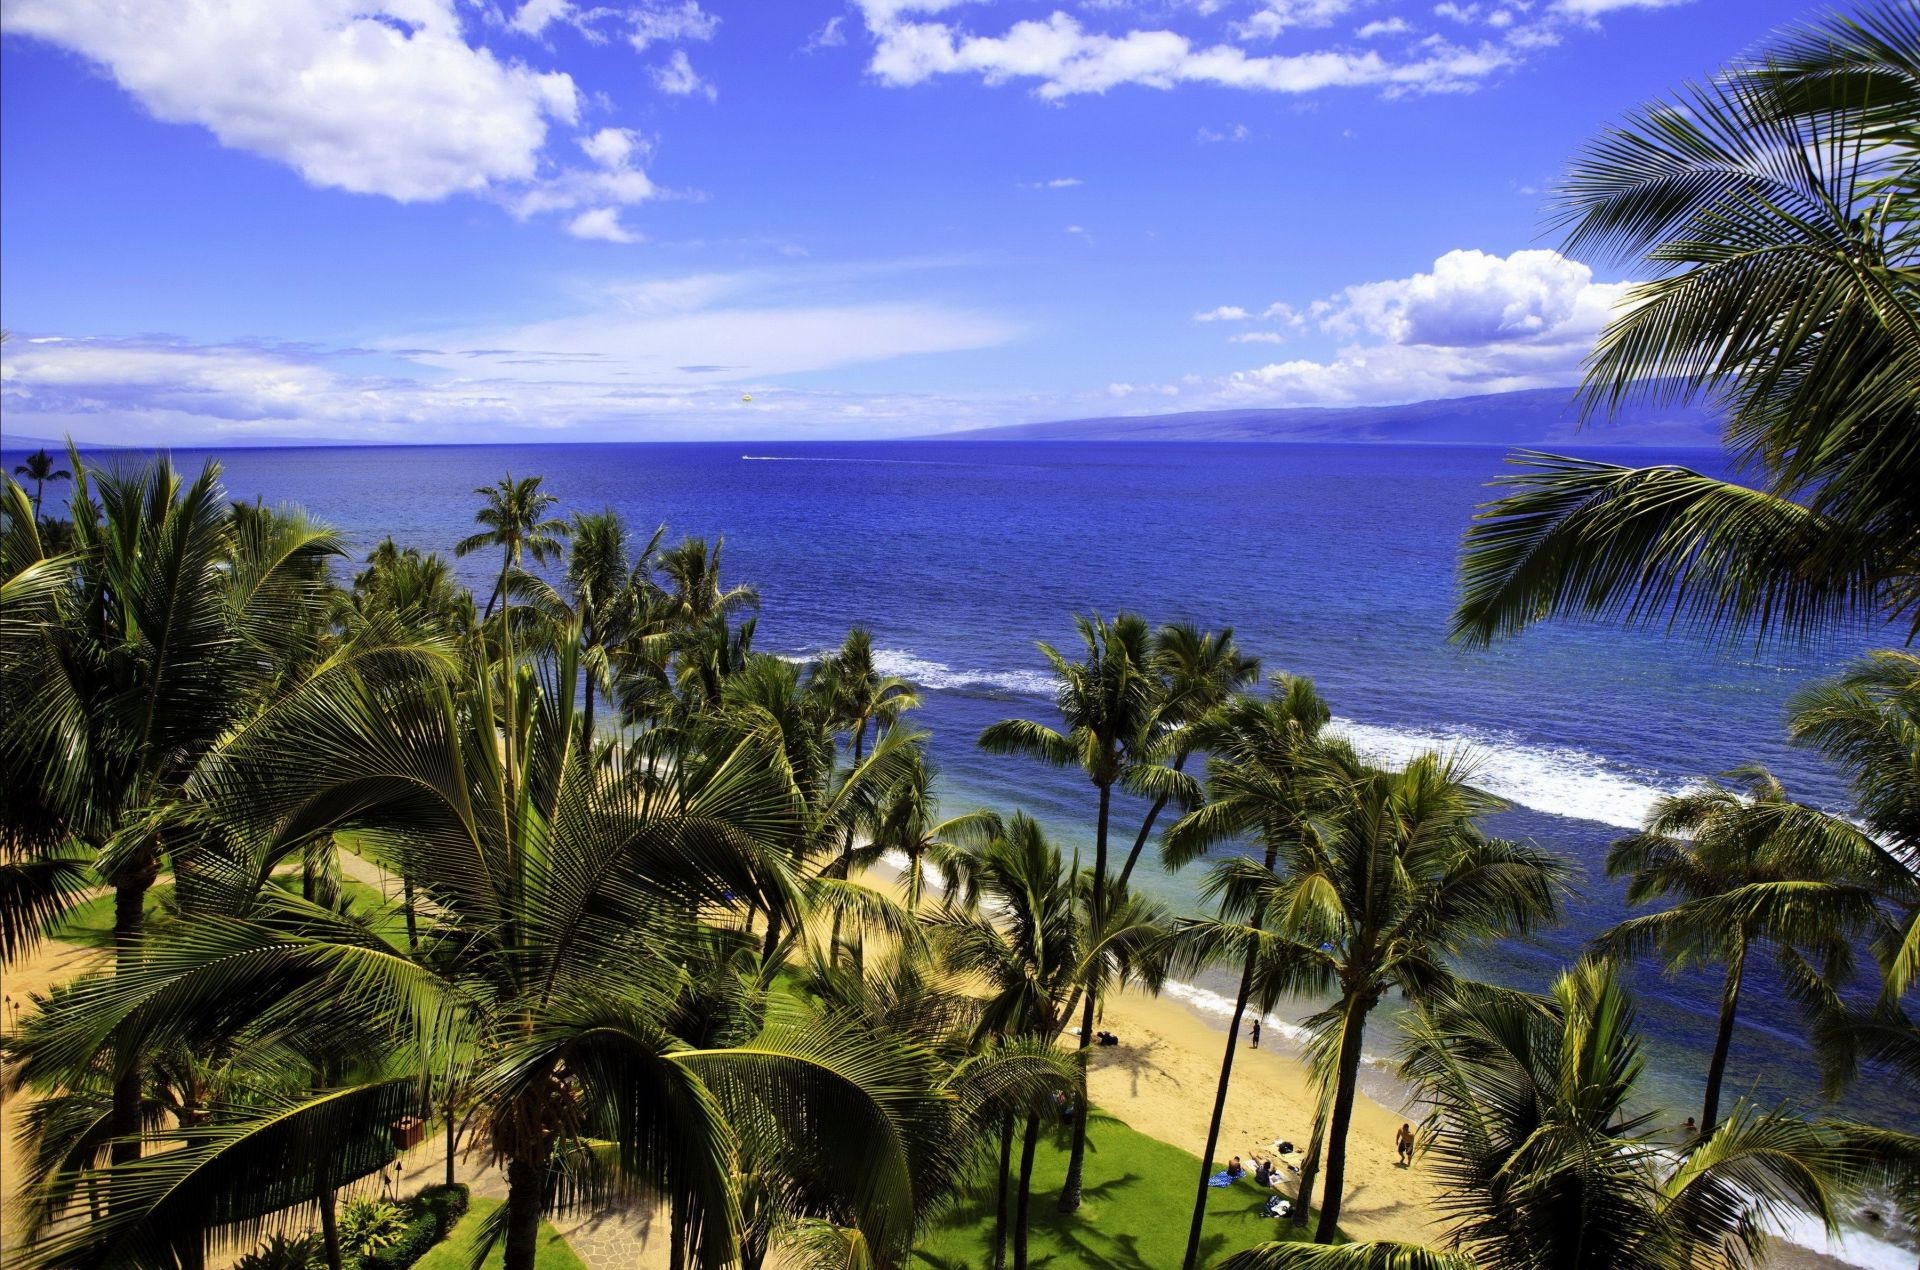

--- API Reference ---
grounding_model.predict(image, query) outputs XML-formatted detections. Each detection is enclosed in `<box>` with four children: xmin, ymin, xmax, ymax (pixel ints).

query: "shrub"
<box><xmin>359</xmin><ymin>1183</ymin><xmax>472</xmax><ymax>1270</ymax></box>
<box><xmin>234</xmin><ymin>1233</ymin><xmax>324</xmax><ymax>1270</ymax></box>
<box><xmin>341</xmin><ymin>1198</ymin><xmax>411</xmax><ymax>1262</ymax></box>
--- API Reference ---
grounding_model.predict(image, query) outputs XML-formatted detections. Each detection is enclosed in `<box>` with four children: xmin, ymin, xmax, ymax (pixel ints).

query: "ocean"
<box><xmin>17</xmin><ymin>437</ymin><xmax>1914</xmax><ymax>1262</ymax></box>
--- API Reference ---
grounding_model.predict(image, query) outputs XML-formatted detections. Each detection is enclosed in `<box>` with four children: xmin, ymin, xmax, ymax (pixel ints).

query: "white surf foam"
<box><xmin>1329</xmin><ymin>717</ymin><xmax>1683</xmax><ymax>831</ymax></box>
<box><xmin>870</xmin><ymin>649</ymin><xmax>1058</xmax><ymax>697</ymax></box>
<box><xmin>1774</xmin><ymin>1204</ymin><xmax>1917</xmax><ymax>1269</ymax></box>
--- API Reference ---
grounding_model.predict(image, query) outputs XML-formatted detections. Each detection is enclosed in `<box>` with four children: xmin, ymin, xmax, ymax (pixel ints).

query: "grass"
<box><xmin>913</xmin><ymin>1109</ymin><xmax>1321</xmax><ymax>1270</ymax></box>
<box><xmin>414</xmin><ymin>1198</ymin><xmax>588</xmax><ymax>1270</ymax></box>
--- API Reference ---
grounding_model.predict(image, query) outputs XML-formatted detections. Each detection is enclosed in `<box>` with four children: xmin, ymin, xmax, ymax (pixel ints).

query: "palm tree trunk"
<box><xmin>1056</xmin><ymin>780</ymin><xmax>1111</xmax><ymax>1214</ymax></box>
<box><xmin>503</xmin><ymin>1156</ymin><xmax>545</xmax><ymax>1270</ymax></box>
<box><xmin>669</xmin><ymin>1186</ymin><xmax>687</xmax><ymax>1270</ymax></box>
<box><xmin>403</xmin><ymin>873</ymin><xmax>419</xmax><ymax>953</ymax></box>
<box><xmin>828</xmin><ymin>720</ymin><xmax>870</xmax><ymax>958</ymax></box>
<box><xmin>992</xmin><ymin>1111</ymin><xmax>1015</xmax><ymax>1270</ymax></box>
<box><xmin>1313</xmin><ymin>993</ymin><xmax>1373</xmax><ymax>1242</ymax></box>
<box><xmin>1114</xmin><ymin>751</ymin><xmax>1191</xmax><ymax>892</ymax></box>
<box><xmin>1291</xmin><ymin>1101</ymin><xmax>1328</xmax><ymax>1230</ymax></box>
<box><xmin>1013</xmin><ymin>1111</ymin><xmax>1042</xmax><ymax>1270</ymax></box>
<box><xmin>1701</xmin><ymin>943</ymin><xmax>1746</xmax><ymax>1134</ymax></box>
<box><xmin>445</xmin><ymin>1097</ymin><xmax>457</xmax><ymax>1189</ymax></box>
<box><xmin>317</xmin><ymin>1180</ymin><xmax>343</xmax><ymax>1270</ymax></box>
<box><xmin>1181</xmin><ymin>841</ymin><xmax>1275</xmax><ymax>1270</ymax></box>
<box><xmin>109</xmin><ymin>851</ymin><xmax>157</xmax><ymax>1167</ymax></box>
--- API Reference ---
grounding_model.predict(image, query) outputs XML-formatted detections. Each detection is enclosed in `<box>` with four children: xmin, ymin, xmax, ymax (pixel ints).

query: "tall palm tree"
<box><xmin>453</xmin><ymin>472</ymin><xmax>569</xmax><ymax>619</ymax></box>
<box><xmin>1113</xmin><ymin>623</ymin><xmax>1260</xmax><ymax>892</ymax></box>
<box><xmin>929</xmin><ymin>814</ymin><xmax>1083</xmax><ymax>1270</ymax></box>
<box><xmin>12</xmin><ymin>448</ymin><xmax>72</xmax><ymax>522</ymax></box>
<box><xmin>1250</xmin><ymin>747</ymin><xmax>1568</xmax><ymax>1241</ymax></box>
<box><xmin>978</xmin><ymin>611</ymin><xmax>1157</xmax><ymax>1212</ymax></box>
<box><xmin>1220</xmin><ymin>962</ymin><xmax>1853</xmax><ymax>1270</ymax></box>
<box><xmin>9</xmin><ymin>621</ymin><xmax>945</xmax><ymax>1270</ymax></box>
<box><xmin>1452</xmin><ymin>5</ymin><xmax>1920</xmax><ymax>648</ymax></box>
<box><xmin>653</xmin><ymin>536</ymin><xmax>759</xmax><ymax>711</ymax></box>
<box><xmin>0</xmin><ymin>457</ymin><xmax>354</xmax><ymax>1166</ymax></box>
<box><xmin>1162</xmin><ymin>675</ymin><xmax>1332</xmax><ymax>1269</ymax></box>
<box><xmin>820</xmin><ymin>627</ymin><xmax>919</xmax><ymax>765</ymax></box>
<box><xmin>869</xmin><ymin>754</ymin><xmax>1000</xmax><ymax>914</ymax></box>
<box><xmin>1594</xmin><ymin>767</ymin><xmax>1871</xmax><ymax>1133</ymax></box>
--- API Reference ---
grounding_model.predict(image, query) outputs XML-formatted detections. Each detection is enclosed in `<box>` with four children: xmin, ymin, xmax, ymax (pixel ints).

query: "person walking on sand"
<box><xmin>1249</xmin><ymin>1016</ymin><xmax>1262</xmax><ymax>1049</ymax></box>
<box><xmin>1395</xmin><ymin>1122</ymin><xmax>1415</xmax><ymax>1168</ymax></box>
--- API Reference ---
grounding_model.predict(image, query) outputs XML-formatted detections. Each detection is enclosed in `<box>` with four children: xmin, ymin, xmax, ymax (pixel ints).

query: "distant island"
<box><xmin>930</xmin><ymin>386</ymin><xmax>1723</xmax><ymax>447</ymax></box>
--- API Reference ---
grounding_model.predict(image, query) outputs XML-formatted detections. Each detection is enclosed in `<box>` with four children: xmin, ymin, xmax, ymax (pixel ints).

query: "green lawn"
<box><xmin>414</xmin><ymin>1198</ymin><xmax>587</xmax><ymax>1270</ymax></box>
<box><xmin>52</xmin><ymin>883</ymin><xmax>171</xmax><ymax>945</ymax></box>
<box><xmin>914</xmin><ymin>1110</ymin><xmax>1318</xmax><ymax>1270</ymax></box>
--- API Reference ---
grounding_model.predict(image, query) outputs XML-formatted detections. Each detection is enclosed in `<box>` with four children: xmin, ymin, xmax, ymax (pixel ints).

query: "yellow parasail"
<box><xmin>741</xmin><ymin>393</ymin><xmax>752</xmax><ymax>403</ymax></box>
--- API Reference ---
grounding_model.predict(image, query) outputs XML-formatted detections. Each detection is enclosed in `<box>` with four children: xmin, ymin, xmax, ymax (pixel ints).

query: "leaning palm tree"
<box><xmin>12</xmin><ymin>448</ymin><xmax>72</xmax><ymax>522</ymax></box>
<box><xmin>453</xmin><ymin>472</ymin><xmax>570</xmax><ymax>618</ymax></box>
<box><xmin>1453</xmin><ymin>5</ymin><xmax>1920</xmax><ymax>648</ymax></box>
<box><xmin>1220</xmin><ymin>963</ymin><xmax>1853</xmax><ymax>1270</ymax></box>
<box><xmin>1594</xmin><ymin>766</ymin><xmax>1874</xmax><ymax>1133</ymax></box>
<box><xmin>1113</xmin><ymin>623</ymin><xmax>1260</xmax><ymax>892</ymax></box>
<box><xmin>9</xmin><ymin>623</ymin><xmax>948</xmax><ymax>1270</ymax></box>
<box><xmin>869</xmin><ymin>754</ymin><xmax>1000</xmax><ymax>914</ymax></box>
<box><xmin>1259</xmin><ymin>746</ymin><xmax>1568</xmax><ymax>1241</ymax></box>
<box><xmin>1162</xmin><ymin>675</ymin><xmax>1332</xmax><ymax>1269</ymax></box>
<box><xmin>978</xmin><ymin>611</ymin><xmax>1157</xmax><ymax>1212</ymax></box>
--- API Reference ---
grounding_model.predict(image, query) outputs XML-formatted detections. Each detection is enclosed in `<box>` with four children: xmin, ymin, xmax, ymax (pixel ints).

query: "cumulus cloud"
<box><xmin>1213</xmin><ymin>248</ymin><xmax>1629</xmax><ymax>405</ymax></box>
<box><xmin>860</xmin><ymin>8</ymin><xmax>1513</xmax><ymax>99</ymax></box>
<box><xmin>629</xmin><ymin>1</ymin><xmax>720</xmax><ymax>51</ymax></box>
<box><xmin>1194</xmin><ymin>305</ymin><xmax>1251</xmax><ymax>321</ymax></box>
<box><xmin>1356</xmin><ymin>17</ymin><xmax>1412</xmax><ymax>37</ymax></box>
<box><xmin>1234</xmin><ymin>0</ymin><xmax>1359</xmax><ymax>39</ymax></box>
<box><xmin>567</xmin><ymin>208</ymin><xmax>641</xmax><ymax>242</ymax></box>
<box><xmin>1229</xmin><ymin>331</ymin><xmax>1288</xmax><ymax>344</ymax></box>
<box><xmin>654</xmin><ymin>48</ymin><xmax>716</xmax><ymax>98</ymax></box>
<box><xmin>0</xmin><ymin>268</ymin><xmax>1023</xmax><ymax>443</ymax></box>
<box><xmin>4</xmin><ymin>0</ymin><xmax>580</xmax><ymax>203</ymax></box>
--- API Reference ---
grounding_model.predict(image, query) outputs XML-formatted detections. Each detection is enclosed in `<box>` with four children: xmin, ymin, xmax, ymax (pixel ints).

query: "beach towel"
<box><xmin>1207</xmin><ymin>1171</ymin><xmax>1236</xmax><ymax>1188</ymax></box>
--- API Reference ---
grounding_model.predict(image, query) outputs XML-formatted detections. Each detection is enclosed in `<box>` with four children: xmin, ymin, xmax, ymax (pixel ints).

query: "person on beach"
<box><xmin>1227</xmin><ymin>1156</ymin><xmax>1245</xmax><ymax>1179</ymax></box>
<box><xmin>1249</xmin><ymin>1017</ymin><xmax>1261</xmax><ymax>1049</ymax></box>
<box><xmin>1395</xmin><ymin>1122</ymin><xmax>1415</xmax><ymax>1167</ymax></box>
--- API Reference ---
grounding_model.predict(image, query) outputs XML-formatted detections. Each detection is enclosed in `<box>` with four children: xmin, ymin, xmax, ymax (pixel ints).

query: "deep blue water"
<box><xmin>16</xmin><ymin>438</ymin><xmax>1912</xmax><ymax>1141</ymax></box>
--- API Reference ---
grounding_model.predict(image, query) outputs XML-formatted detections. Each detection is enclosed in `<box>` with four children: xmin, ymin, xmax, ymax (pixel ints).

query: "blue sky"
<box><xmin>0</xmin><ymin>0</ymin><xmax>1813</xmax><ymax>442</ymax></box>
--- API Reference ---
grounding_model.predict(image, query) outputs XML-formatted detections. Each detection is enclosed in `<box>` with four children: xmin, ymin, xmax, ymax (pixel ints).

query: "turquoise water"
<box><xmin>20</xmin><ymin>438</ymin><xmax>1912</xmax><ymax>1158</ymax></box>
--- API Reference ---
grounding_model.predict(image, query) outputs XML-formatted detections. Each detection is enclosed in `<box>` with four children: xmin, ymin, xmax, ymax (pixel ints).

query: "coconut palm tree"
<box><xmin>978</xmin><ymin>611</ymin><xmax>1157</xmax><ymax>1212</ymax></box>
<box><xmin>1219</xmin><ymin>963</ymin><xmax>1854</xmax><ymax>1270</ymax></box>
<box><xmin>1247</xmin><ymin>747</ymin><xmax>1568</xmax><ymax>1241</ymax></box>
<box><xmin>928</xmin><ymin>814</ymin><xmax>1083</xmax><ymax>1270</ymax></box>
<box><xmin>0</xmin><ymin>457</ymin><xmax>362</xmax><ymax>1166</ymax></box>
<box><xmin>1594</xmin><ymin>767</ymin><xmax>1874</xmax><ymax>1133</ymax></box>
<box><xmin>1452</xmin><ymin>5</ymin><xmax>1920</xmax><ymax>648</ymax></box>
<box><xmin>816</xmin><ymin>628</ymin><xmax>921</xmax><ymax>936</ymax></box>
<box><xmin>12</xmin><ymin>447</ymin><xmax>72</xmax><ymax>522</ymax></box>
<box><xmin>1113</xmin><ymin>623</ymin><xmax>1260</xmax><ymax>892</ymax></box>
<box><xmin>453</xmin><ymin>472</ymin><xmax>570</xmax><ymax>619</ymax></box>
<box><xmin>869</xmin><ymin>754</ymin><xmax>1000</xmax><ymax>914</ymax></box>
<box><xmin>1161</xmin><ymin>675</ymin><xmax>1332</xmax><ymax>1268</ymax></box>
<box><xmin>8</xmin><ymin>616</ymin><xmax>947</xmax><ymax>1270</ymax></box>
<box><xmin>648</xmin><ymin>536</ymin><xmax>759</xmax><ymax>712</ymax></box>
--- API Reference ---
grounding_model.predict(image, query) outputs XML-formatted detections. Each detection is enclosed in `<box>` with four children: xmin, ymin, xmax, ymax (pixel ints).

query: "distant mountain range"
<box><xmin>929</xmin><ymin>386</ymin><xmax>1724</xmax><ymax>447</ymax></box>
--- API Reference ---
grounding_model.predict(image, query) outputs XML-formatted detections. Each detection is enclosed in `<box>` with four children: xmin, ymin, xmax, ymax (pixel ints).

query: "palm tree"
<box><xmin>1594</xmin><ymin>767</ymin><xmax>1872</xmax><ymax>1133</ymax></box>
<box><xmin>453</xmin><ymin>472</ymin><xmax>569</xmax><ymax>619</ymax></box>
<box><xmin>869</xmin><ymin>754</ymin><xmax>1000</xmax><ymax>914</ymax></box>
<box><xmin>978</xmin><ymin>611</ymin><xmax>1157</xmax><ymax>1212</ymax></box>
<box><xmin>12</xmin><ymin>448</ymin><xmax>72</xmax><ymax>522</ymax></box>
<box><xmin>1247</xmin><ymin>746</ymin><xmax>1568</xmax><ymax>1241</ymax></box>
<box><xmin>929</xmin><ymin>814</ymin><xmax>1083</xmax><ymax>1270</ymax></box>
<box><xmin>820</xmin><ymin>627</ymin><xmax>919</xmax><ymax>765</ymax></box>
<box><xmin>10</xmin><ymin>619</ymin><xmax>946</xmax><ymax>1270</ymax></box>
<box><xmin>652</xmin><ymin>536</ymin><xmax>759</xmax><ymax>711</ymax></box>
<box><xmin>0</xmin><ymin>457</ymin><xmax>355</xmax><ymax>1167</ymax></box>
<box><xmin>1452</xmin><ymin>5</ymin><xmax>1920</xmax><ymax>648</ymax></box>
<box><xmin>1220</xmin><ymin>963</ymin><xmax>1853</xmax><ymax>1270</ymax></box>
<box><xmin>1162</xmin><ymin>675</ymin><xmax>1332</xmax><ymax>1269</ymax></box>
<box><xmin>1113</xmin><ymin>623</ymin><xmax>1260</xmax><ymax>892</ymax></box>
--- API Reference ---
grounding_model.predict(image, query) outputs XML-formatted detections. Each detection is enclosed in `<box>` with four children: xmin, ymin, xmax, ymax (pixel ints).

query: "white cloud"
<box><xmin>1356</xmin><ymin>17</ymin><xmax>1412</xmax><ymax>37</ymax></box>
<box><xmin>1194</xmin><ymin>305</ymin><xmax>1251</xmax><ymax>321</ymax></box>
<box><xmin>0</xmin><ymin>270</ymin><xmax>1024</xmax><ymax>442</ymax></box>
<box><xmin>1553</xmin><ymin>0</ymin><xmax>1691</xmax><ymax>14</ymax></box>
<box><xmin>1197</xmin><ymin>122</ymin><xmax>1252</xmax><ymax>142</ymax></box>
<box><xmin>579</xmin><ymin>127</ymin><xmax>645</xmax><ymax>168</ymax></box>
<box><xmin>654</xmin><ymin>48</ymin><xmax>716</xmax><ymax>98</ymax></box>
<box><xmin>804</xmin><ymin>15</ymin><xmax>849</xmax><ymax>51</ymax></box>
<box><xmin>567</xmin><ymin>208</ymin><xmax>641</xmax><ymax>242</ymax></box>
<box><xmin>1025</xmin><ymin>176</ymin><xmax>1084</xmax><ymax>188</ymax></box>
<box><xmin>860</xmin><ymin>8</ymin><xmax>1513</xmax><ymax>99</ymax></box>
<box><xmin>1211</xmin><ymin>248</ymin><xmax>1629</xmax><ymax>405</ymax></box>
<box><xmin>4</xmin><ymin>0</ymin><xmax>580</xmax><ymax>204</ymax></box>
<box><xmin>1229</xmin><ymin>330</ymin><xmax>1288</xmax><ymax>344</ymax></box>
<box><xmin>509</xmin><ymin>0</ymin><xmax>573</xmax><ymax>38</ymax></box>
<box><xmin>1235</xmin><ymin>0</ymin><xmax>1359</xmax><ymax>40</ymax></box>
<box><xmin>629</xmin><ymin>1</ymin><xmax>719</xmax><ymax>52</ymax></box>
